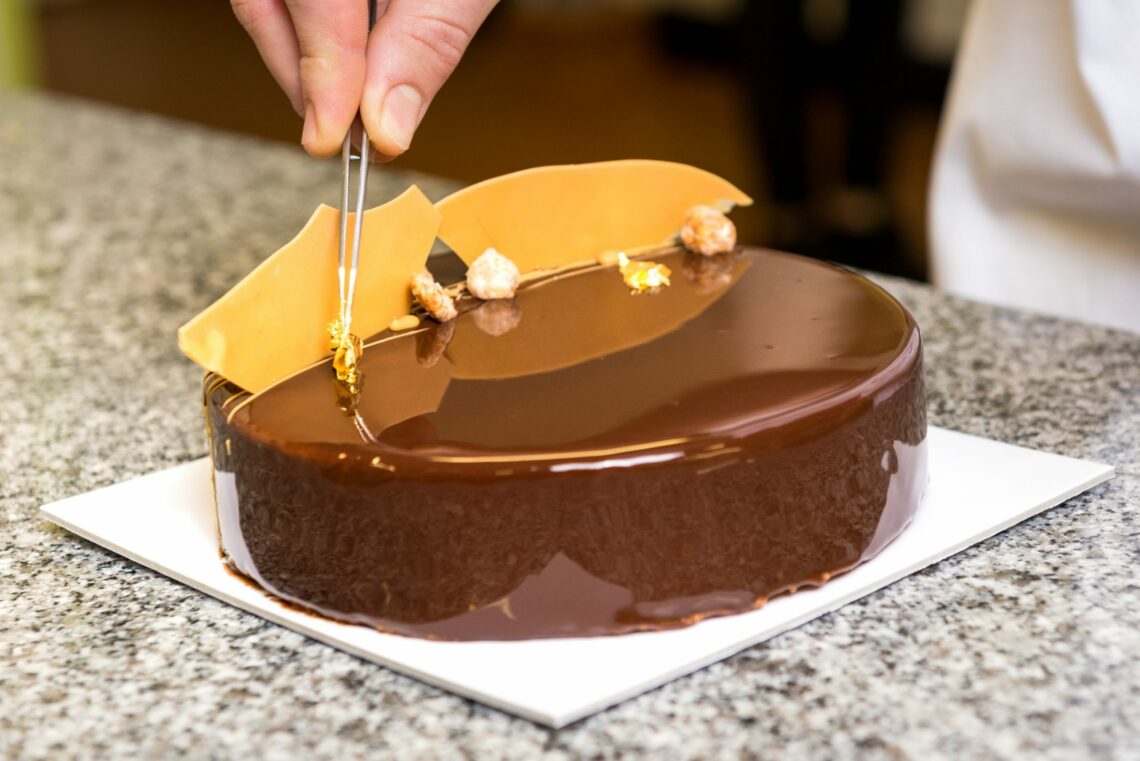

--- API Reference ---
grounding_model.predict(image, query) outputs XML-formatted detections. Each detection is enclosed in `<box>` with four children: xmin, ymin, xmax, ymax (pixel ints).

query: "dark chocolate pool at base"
<box><xmin>205</xmin><ymin>246</ymin><xmax>928</xmax><ymax>641</ymax></box>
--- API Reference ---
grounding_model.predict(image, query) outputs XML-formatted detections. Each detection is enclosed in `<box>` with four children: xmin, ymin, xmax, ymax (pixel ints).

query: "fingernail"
<box><xmin>379</xmin><ymin>85</ymin><xmax>423</xmax><ymax>151</ymax></box>
<box><xmin>302</xmin><ymin>103</ymin><xmax>318</xmax><ymax>149</ymax></box>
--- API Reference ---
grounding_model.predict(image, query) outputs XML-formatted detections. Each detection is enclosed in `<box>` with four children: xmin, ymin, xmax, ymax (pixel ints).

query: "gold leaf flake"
<box><xmin>617</xmin><ymin>253</ymin><xmax>672</xmax><ymax>294</ymax></box>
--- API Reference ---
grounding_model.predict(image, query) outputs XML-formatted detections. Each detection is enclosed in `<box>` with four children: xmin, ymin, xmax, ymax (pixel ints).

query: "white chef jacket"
<box><xmin>930</xmin><ymin>0</ymin><xmax>1140</xmax><ymax>334</ymax></box>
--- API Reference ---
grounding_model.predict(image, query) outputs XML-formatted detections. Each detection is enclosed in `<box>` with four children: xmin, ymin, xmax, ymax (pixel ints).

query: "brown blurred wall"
<box><xmin>35</xmin><ymin>0</ymin><xmax>944</xmax><ymax>278</ymax></box>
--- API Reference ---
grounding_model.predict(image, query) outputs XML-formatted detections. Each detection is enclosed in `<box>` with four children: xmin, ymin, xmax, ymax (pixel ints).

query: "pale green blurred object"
<box><xmin>0</xmin><ymin>0</ymin><xmax>39</xmax><ymax>88</ymax></box>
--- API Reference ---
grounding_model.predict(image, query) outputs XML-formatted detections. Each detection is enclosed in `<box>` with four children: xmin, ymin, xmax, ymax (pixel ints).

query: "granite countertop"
<box><xmin>1</xmin><ymin>92</ymin><xmax>1137</xmax><ymax>760</ymax></box>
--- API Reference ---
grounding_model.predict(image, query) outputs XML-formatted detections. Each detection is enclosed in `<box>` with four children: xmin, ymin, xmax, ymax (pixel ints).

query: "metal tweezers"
<box><xmin>336</xmin><ymin>0</ymin><xmax>379</xmax><ymax>341</ymax></box>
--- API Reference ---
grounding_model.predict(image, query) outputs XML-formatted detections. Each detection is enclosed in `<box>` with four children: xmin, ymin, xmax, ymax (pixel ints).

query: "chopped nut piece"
<box><xmin>680</xmin><ymin>204</ymin><xmax>736</xmax><ymax>256</ymax></box>
<box><xmin>415</xmin><ymin>319</ymin><xmax>456</xmax><ymax>367</ymax></box>
<box><xmin>410</xmin><ymin>270</ymin><xmax>458</xmax><ymax>322</ymax></box>
<box><xmin>389</xmin><ymin>314</ymin><xmax>421</xmax><ymax>332</ymax></box>
<box><xmin>472</xmin><ymin>298</ymin><xmax>523</xmax><ymax>336</ymax></box>
<box><xmin>618</xmin><ymin>253</ymin><xmax>672</xmax><ymax>294</ymax></box>
<box><xmin>466</xmin><ymin>247</ymin><xmax>520</xmax><ymax>300</ymax></box>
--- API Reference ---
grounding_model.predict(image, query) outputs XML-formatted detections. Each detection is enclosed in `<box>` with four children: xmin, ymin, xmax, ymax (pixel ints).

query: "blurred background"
<box><xmin>3</xmin><ymin>0</ymin><xmax>968</xmax><ymax>280</ymax></box>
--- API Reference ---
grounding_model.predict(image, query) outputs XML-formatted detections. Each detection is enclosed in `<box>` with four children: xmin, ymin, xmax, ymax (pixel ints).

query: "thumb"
<box><xmin>362</xmin><ymin>0</ymin><xmax>497</xmax><ymax>159</ymax></box>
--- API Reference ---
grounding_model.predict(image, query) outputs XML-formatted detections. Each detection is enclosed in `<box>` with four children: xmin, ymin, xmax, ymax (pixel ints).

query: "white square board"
<box><xmin>41</xmin><ymin>426</ymin><xmax>1112</xmax><ymax>727</ymax></box>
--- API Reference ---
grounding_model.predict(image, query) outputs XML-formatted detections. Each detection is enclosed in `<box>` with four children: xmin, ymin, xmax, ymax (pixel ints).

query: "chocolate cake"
<box><xmin>205</xmin><ymin>246</ymin><xmax>927</xmax><ymax>640</ymax></box>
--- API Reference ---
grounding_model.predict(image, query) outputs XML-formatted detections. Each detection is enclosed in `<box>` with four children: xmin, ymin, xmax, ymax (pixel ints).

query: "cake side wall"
<box><xmin>205</xmin><ymin>340</ymin><xmax>926</xmax><ymax>641</ymax></box>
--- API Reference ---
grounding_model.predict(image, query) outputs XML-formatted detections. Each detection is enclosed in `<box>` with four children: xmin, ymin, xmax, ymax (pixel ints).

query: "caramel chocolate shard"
<box><xmin>435</xmin><ymin>160</ymin><xmax>752</xmax><ymax>273</ymax></box>
<box><xmin>178</xmin><ymin>186</ymin><xmax>440</xmax><ymax>393</ymax></box>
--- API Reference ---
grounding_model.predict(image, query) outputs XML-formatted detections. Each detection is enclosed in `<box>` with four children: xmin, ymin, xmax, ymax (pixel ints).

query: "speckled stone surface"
<box><xmin>1</xmin><ymin>92</ymin><xmax>1137</xmax><ymax>760</ymax></box>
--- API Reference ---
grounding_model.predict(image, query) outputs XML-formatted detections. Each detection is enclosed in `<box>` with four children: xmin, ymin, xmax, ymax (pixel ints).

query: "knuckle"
<box><xmin>405</xmin><ymin>13</ymin><xmax>473</xmax><ymax>71</ymax></box>
<box><xmin>298</xmin><ymin>53</ymin><xmax>335</xmax><ymax>83</ymax></box>
<box><xmin>231</xmin><ymin>0</ymin><xmax>275</xmax><ymax>31</ymax></box>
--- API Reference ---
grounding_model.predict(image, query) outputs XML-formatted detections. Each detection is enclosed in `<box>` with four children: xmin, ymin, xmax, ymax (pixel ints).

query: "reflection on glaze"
<box><xmin>207</xmin><ymin>247</ymin><xmax>928</xmax><ymax>640</ymax></box>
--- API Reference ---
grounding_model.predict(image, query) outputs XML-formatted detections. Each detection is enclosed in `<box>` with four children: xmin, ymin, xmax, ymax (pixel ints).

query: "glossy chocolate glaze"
<box><xmin>206</xmin><ymin>247</ymin><xmax>927</xmax><ymax>640</ymax></box>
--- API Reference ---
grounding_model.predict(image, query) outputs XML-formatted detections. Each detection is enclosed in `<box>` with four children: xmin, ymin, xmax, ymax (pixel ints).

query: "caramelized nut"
<box><xmin>410</xmin><ymin>270</ymin><xmax>458</xmax><ymax>322</ymax></box>
<box><xmin>466</xmin><ymin>247</ymin><xmax>520</xmax><ymax>300</ymax></box>
<box><xmin>680</xmin><ymin>205</ymin><xmax>736</xmax><ymax>256</ymax></box>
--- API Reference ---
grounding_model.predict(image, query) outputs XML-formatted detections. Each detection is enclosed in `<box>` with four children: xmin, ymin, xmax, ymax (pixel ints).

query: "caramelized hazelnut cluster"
<box><xmin>410</xmin><ymin>270</ymin><xmax>458</xmax><ymax>322</ymax></box>
<box><xmin>680</xmin><ymin>204</ymin><xmax>737</xmax><ymax>256</ymax></box>
<box><xmin>466</xmin><ymin>248</ymin><xmax>520</xmax><ymax>300</ymax></box>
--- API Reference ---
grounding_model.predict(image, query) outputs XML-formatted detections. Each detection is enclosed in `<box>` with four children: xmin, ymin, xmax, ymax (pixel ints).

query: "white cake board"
<box><xmin>41</xmin><ymin>426</ymin><xmax>1112</xmax><ymax>728</ymax></box>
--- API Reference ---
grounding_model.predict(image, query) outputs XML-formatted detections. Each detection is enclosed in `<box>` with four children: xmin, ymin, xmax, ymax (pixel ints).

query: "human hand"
<box><xmin>232</xmin><ymin>0</ymin><xmax>497</xmax><ymax>159</ymax></box>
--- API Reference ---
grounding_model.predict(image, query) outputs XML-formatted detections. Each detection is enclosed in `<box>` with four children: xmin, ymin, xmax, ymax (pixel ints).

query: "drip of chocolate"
<box><xmin>207</xmin><ymin>247</ymin><xmax>927</xmax><ymax>640</ymax></box>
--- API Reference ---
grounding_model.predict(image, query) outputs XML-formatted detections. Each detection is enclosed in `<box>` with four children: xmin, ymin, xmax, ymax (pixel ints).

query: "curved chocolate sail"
<box><xmin>206</xmin><ymin>247</ymin><xmax>927</xmax><ymax>640</ymax></box>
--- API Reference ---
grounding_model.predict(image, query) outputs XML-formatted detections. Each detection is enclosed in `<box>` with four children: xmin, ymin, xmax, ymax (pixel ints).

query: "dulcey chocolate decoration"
<box><xmin>435</xmin><ymin>160</ymin><xmax>752</xmax><ymax>273</ymax></box>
